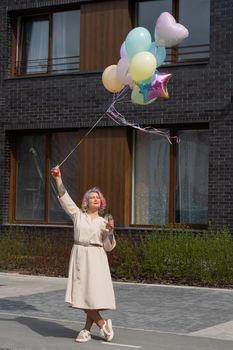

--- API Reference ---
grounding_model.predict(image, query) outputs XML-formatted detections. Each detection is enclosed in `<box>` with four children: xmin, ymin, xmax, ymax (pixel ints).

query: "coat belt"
<box><xmin>74</xmin><ymin>241</ymin><xmax>103</xmax><ymax>247</ymax></box>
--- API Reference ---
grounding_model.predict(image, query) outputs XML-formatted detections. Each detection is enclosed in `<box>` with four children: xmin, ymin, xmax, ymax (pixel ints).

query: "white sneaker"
<box><xmin>100</xmin><ymin>319</ymin><xmax>114</xmax><ymax>342</ymax></box>
<box><xmin>75</xmin><ymin>329</ymin><xmax>91</xmax><ymax>343</ymax></box>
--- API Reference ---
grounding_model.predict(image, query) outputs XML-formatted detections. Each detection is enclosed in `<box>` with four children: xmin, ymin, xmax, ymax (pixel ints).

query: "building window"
<box><xmin>16</xmin><ymin>135</ymin><xmax>46</xmax><ymax>220</ymax></box>
<box><xmin>15</xmin><ymin>9</ymin><xmax>80</xmax><ymax>75</ymax></box>
<box><xmin>137</xmin><ymin>0</ymin><xmax>210</xmax><ymax>64</ymax></box>
<box><xmin>14</xmin><ymin>132</ymin><xmax>78</xmax><ymax>224</ymax></box>
<box><xmin>133</xmin><ymin>132</ymin><xmax>170</xmax><ymax>225</ymax></box>
<box><xmin>10</xmin><ymin>127</ymin><xmax>131</xmax><ymax>226</ymax></box>
<box><xmin>176</xmin><ymin>129</ymin><xmax>208</xmax><ymax>224</ymax></box>
<box><xmin>132</xmin><ymin>127</ymin><xmax>209</xmax><ymax>227</ymax></box>
<box><xmin>12</xmin><ymin>128</ymin><xmax>208</xmax><ymax>227</ymax></box>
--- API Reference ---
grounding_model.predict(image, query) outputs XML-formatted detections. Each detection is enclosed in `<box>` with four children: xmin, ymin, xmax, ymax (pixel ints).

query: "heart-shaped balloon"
<box><xmin>154</xmin><ymin>12</ymin><xmax>189</xmax><ymax>47</ymax></box>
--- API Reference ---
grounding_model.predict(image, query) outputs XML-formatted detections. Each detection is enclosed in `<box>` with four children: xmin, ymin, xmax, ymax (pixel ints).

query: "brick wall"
<box><xmin>0</xmin><ymin>0</ymin><xmax>233</xmax><ymax>231</ymax></box>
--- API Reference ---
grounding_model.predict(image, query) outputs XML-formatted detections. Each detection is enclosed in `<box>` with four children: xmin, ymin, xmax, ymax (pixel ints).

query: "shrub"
<box><xmin>111</xmin><ymin>227</ymin><xmax>233</xmax><ymax>287</ymax></box>
<box><xmin>0</xmin><ymin>227</ymin><xmax>72</xmax><ymax>276</ymax></box>
<box><xmin>1</xmin><ymin>226</ymin><xmax>233</xmax><ymax>287</ymax></box>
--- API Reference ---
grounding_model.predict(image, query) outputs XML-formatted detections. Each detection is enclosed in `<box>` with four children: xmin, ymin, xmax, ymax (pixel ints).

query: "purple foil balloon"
<box><xmin>140</xmin><ymin>72</ymin><xmax>172</xmax><ymax>103</ymax></box>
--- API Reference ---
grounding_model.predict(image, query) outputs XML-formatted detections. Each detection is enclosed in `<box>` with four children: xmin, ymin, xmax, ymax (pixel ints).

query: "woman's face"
<box><xmin>88</xmin><ymin>192</ymin><xmax>101</xmax><ymax>210</ymax></box>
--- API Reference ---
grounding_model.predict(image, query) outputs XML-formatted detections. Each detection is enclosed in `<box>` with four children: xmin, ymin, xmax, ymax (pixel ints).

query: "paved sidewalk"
<box><xmin>1</xmin><ymin>272</ymin><xmax>233</xmax><ymax>349</ymax></box>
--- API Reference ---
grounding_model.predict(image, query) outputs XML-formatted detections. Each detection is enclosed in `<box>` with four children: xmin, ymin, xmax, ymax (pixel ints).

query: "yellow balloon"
<box><xmin>102</xmin><ymin>65</ymin><xmax>124</xmax><ymax>93</ymax></box>
<box><xmin>129</xmin><ymin>52</ymin><xmax>157</xmax><ymax>82</ymax></box>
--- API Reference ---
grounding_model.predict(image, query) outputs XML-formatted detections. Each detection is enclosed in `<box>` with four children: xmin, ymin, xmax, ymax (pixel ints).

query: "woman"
<box><xmin>52</xmin><ymin>168</ymin><xmax>116</xmax><ymax>343</ymax></box>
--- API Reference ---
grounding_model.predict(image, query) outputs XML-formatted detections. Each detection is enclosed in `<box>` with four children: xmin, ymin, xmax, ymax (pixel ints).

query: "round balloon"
<box><xmin>116</xmin><ymin>58</ymin><xmax>133</xmax><ymax>86</ymax></box>
<box><xmin>125</xmin><ymin>27</ymin><xmax>152</xmax><ymax>59</ymax></box>
<box><xmin>156</xmin><ymin>47</ymin><xmax>166</xmax><ymax>67</ymax></box>
<box><xmin>120</xmin><ymin>41</ymin><xmax>128</xmax><ymax>59</ymax></box>
<box><xmin>149</xmin><ymin>41</ymin><xmax>157</xmax><ymax>56</ymax></box>
<box><xmin>102</xmin><ymin>65</ymin><xmax>124</xmax><ymax>93</ymax></box>
<box><xmin>129</xmin><ymin>51</ymin><xmax>157</xmax><ymax>82</ymax></box>
<box><xmin>131</xmin><ymin>86</ymin><xmax>157</xmax><ymax>105</ymax></box>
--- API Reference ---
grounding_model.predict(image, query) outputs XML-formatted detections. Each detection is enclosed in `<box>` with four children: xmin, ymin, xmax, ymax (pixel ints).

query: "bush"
<box><xmin>111</xmin><ymin>227</ymin><xmax>233</xmax><ymax>287</ymax></box>
<box><xmin>0</xmin><ymin>227</ymin><xmax>72</xmax><ymax>276</ymax></box>
<box><xmin>1</xmin><ymin>226</ymin><xmax>233</xmax><ymax>287</ymax></box>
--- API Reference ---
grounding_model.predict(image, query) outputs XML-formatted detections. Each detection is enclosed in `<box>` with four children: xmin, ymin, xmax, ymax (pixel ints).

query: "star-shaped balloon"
<box><xmin>139</xmin><ymin>72</ymin><xmax>172</xmax><ymax>103</ymax></box>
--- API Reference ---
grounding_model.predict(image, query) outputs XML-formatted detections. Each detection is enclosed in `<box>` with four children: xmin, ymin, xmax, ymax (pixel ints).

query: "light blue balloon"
<box><xmin>156</xmin><ymin>47</ymin><xmax>166</xmax><ymax>67</ymax></box>
<box><xmin>125</xmin><ymin>27</ymin><xmax>152</xmax><ymax>59</ymax></box>
<box><xmin>149</xmin><ymin>41</ymin><xmax>157</xmax><ymax>56</ymax></box>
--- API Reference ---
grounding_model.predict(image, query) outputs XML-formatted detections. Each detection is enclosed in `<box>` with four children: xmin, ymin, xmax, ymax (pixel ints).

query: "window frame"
<box><xmin>135</xmin><ymin>0</ymin><xmax>210</xmax><ymax>65</ymax></box>
<box><xmin>13</xmin><ymin>6</ymin><xmax>81</xmax><ymax>77</ymax></box>
<box><xmin>131</xmin><ymin>123</ymin><xmax>209</xmax><ymax>229</ymax></box>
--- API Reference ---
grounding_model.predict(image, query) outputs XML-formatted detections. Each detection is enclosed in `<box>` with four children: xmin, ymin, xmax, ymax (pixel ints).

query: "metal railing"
<box><xmin>164</xmin><ymin>44</ymin><xmax>210</xmax><ymax>64</ymax></box>
<box><xmin>15</xmin><ymin>55</ymin><xmax>80</xmax><ymax>75</ymax></box>
<box><xmin>15</xmin><ymin>44</ymin><xmax>210</xmax><ymax>75</ymax></box>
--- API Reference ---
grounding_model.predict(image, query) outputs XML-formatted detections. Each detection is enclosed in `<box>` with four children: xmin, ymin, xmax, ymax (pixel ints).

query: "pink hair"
<box><xmin>81</xmin><ymin>187</ymin><xmax>106</xmax><ymax>214</ymax></box>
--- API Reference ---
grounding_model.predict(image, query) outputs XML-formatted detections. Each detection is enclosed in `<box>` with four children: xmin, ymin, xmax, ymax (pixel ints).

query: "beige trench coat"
<box><xmin>59</xmin><ymin>191</ymin><xmax>116</xmax><ymax>310</ymax></box>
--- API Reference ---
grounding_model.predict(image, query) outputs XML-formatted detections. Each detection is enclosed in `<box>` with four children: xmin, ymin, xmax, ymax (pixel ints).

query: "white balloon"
<box><xmin>154</xmin><ymin>12</ymin><xmax>189</xmax><ymax>47</ymax></box>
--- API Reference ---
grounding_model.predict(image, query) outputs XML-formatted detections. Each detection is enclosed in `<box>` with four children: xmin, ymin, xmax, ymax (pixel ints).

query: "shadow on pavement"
<box><xmin>0</xmin><ymin>299</ymin><xmax>38</xmax><ymax>311</ymax></box>
<box><xmin>0</xmin><ymin>316</ymin><xmax>77</xmax><ymax>338</ymax></box>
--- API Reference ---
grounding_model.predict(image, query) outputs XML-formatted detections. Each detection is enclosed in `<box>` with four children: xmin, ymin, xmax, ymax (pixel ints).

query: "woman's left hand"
<box><xmin>105</xmin><ymin>222</ymin><xmax>113</xmax><ymax>231</ymax></box>
<box><xmin>105</xmin><ymin>217</ymin><xmax>114</xmax><ymax>231</ymax></box>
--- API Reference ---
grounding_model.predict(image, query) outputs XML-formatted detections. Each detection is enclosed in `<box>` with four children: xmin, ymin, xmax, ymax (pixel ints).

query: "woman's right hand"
<box><xmin>51</xmin><ymin>167</ymin><xmax>66</xmax><ymax>197</ymax></box>
<box><xmin>51</xmin><ymin>166</ymin><xmax>61</xmax><ymax>180</ymax></box>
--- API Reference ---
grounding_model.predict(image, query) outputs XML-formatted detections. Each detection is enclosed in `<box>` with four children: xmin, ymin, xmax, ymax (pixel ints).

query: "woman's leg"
<box><xmin>85</xmin><ymin>310</ymin><xmax>114</xmax><ymax>342</ymax></box>
<box><xmin>85</xmin><ymin>309</ymin><xmax>105</xmax><ymax>328</ymax></box>
<box><xmin>83</xmin><ymin>311</ymin><xmax>94</xmax><ymax>331</ymax></box>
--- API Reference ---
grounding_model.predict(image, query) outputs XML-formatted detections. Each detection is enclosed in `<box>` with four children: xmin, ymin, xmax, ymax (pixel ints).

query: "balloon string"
<box><xmin>55</xmin><ymin>84</ymin><xmax>178</xmax><ymax>169</ymax></box>
<box><xmin>57</xmin><ymin>113</ymin><xmax>105</xmax><ymax>168</ymax></box>
<box><xmin>56</xmin><ymin>87</ymin><xmax>130</xmax><ymax>169</ymax></box>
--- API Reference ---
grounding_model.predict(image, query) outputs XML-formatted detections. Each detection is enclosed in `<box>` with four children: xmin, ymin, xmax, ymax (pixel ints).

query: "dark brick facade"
<box><xmin>0</xmin><ymin>0</ymin><xmax>233</xmax><ymax>232</ymax></box>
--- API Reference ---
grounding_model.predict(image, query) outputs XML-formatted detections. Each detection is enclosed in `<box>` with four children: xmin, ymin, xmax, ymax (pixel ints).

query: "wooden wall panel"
<box><xmin>80</xmin><ymin>0</ymin><xmax>133</xmax><ymax>70</ymax></box>
<box><xmin>77</xmin><ymin>127</ymin><xmax>131</xmax><ymax>226</ymax></box>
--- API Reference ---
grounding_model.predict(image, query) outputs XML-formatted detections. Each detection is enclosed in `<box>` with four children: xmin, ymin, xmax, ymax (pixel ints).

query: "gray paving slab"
<box><xmin>1</xmin><ymin>314</ymin><xmax>233</xmax><ymax>350</ymax></box>
<box><xmin>1</xmin><ymin>275</ymin><xmax>233</xmax><ymax>333</ymax></box>
<box><xmin>1</xmin><ymin>273</ymin><xmax>233</xmax><ymax>349</ymax></box>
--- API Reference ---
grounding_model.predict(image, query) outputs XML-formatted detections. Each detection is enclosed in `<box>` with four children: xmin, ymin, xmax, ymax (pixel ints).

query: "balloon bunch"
<box><xmin>102</xmin><ymin>12</ymin><xmax>189</xmax><ymax>105</ymax></box>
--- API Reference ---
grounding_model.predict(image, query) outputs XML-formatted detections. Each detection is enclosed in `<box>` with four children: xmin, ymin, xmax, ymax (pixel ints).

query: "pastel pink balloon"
<box><xmin>120</xmin><ymin>41</ymin><xmax>128</xmax><ymax>59</ymax></box>
<box><xmin>116</xmin><ymin>58</ymin><xmax>133</xmax><ymax>87</ymax></box>
<box><xmin>154</xmin><ymin>12</ymin><xmax>189</xmax><ymax>47</ymax></box>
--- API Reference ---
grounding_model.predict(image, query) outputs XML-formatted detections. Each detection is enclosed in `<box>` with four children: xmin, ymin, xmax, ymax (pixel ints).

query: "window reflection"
<box><xmin>133</xmin><ymin>128</ymin><xmax>209</xmax><ymax>225</ymax></box>
<box><xmin>137</xmin><ymin>0</ymin><xmax>172</xmax><ymax>64</ymax></box>
<box><xmin>49</xmin><ymin>132</ymin><xmax>78</xmax><ymax>223</ymax></box>
<box><xmin>133</xmin><ymin>132</ymin><xmax>170</xmax><ymax>225</ymax></box>
<box><xmin>176</xmin><ymin>130</ymin><xmax>209</xmax><ymax>224</ymax></box>
<box><xmin>17</xmin><ymin>9</ymin><xmax>80</xmax><ymax>75</ymax></box>
<box><xmin>137</xmin><ymin>0</ymin><xmax>210</xmax><ymax>63</ymax></box>
<box><xmin>16</xmin><ymin>135</ymin><xmax>46</xmax><ymax>220</ymax></box>
<box><xmin>178</xmin><ymin>0</ymin><xmax>210</xmax><ymax>61</ymax></box>
<box><xmin>19</xmin><ymin>18</ymin><xmax>49</xmax><ymax>74</ymax></box>
<box><xmin>52</xmin><ymin>10</ymin><xmax>80</xmax><ymax>73</ymax></box>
